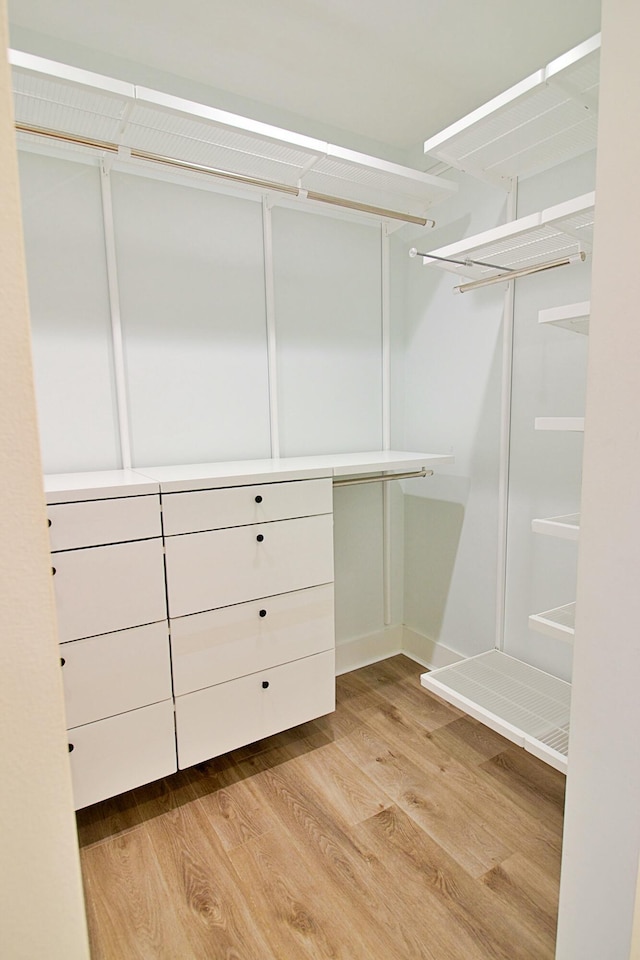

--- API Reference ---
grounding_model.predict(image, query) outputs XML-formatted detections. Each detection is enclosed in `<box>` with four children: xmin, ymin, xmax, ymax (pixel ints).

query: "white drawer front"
<box><xmin>48</xmin><ymin>495</ymin><xmax>161</xmax><ymax>551</ymax></box>
<box><xmin>176</xmin><ymin>649</ymin><xmax>335</xmax><ymax>769</ymax></box>
<box><xmin>171</xmin><ymin>583</ymin><xmax>334</xmax><ymax>695</ymax></box>
<box><xmin>67</xmin><ymin>700</ymin><xmax>177</xmax><ymax>810</ymax></box>
<box><xmin>62</xmin><ymin>623</ymin><xmax>172</xmax><ymax>728</ymax></box>
<box><xmin>53</xmin><ymin>539</ymin><xmax>167</xmax><ymax>641</ymax></box>
<box><xmin>165</xmin><ymin>513</ymin><xmax>334</xmax><ymax>618</ymax></box>
<box><xmin>162</xmin><ymin>478</ymin><xmax>332</xmax><ymax>535</ymax></box>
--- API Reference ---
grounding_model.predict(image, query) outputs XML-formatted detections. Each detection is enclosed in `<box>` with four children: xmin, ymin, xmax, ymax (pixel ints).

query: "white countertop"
<box><xmin>44</xmin><ymin>450</ymin><xmax>454</xmax><ymax>501</ymax></box>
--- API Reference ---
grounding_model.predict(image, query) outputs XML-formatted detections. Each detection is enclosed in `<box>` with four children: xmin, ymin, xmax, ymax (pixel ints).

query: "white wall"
<box><xmin>272</xmin><ymin>207</ymin><xmax>382</xmax><ymax>457</ymax></box>
<box><xmin>0</xmin><ymin>10</ymin><xmax>89</xmax><ymax>956</ymax></box>
<box><xmin>556</xmin><ymin>1</ymin><xmax>640</xmax><ymax>955</ymax></box>
<box><xmin>111</xmin><ymin>170</ymin><xmax>271</xmax><ymax>466</ymax></box>
<box><xmin>396</xmin><ymin>170</ymin><xmax>508</xmax><ymax>659</ymax></box>
<box><xmin>18</xmin><ymin>151</ymin><xmax>121</xmax><ymax>473</ymax></box>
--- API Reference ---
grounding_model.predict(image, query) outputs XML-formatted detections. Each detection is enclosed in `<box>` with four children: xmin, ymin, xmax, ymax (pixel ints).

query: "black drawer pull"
<box><xmin>259</xmin><ymin>609</ymin><xmax>267</xmax><ymax>618</ymax></box>
<box><xmin>47</xmin><ymin>518</ymin><xmax>52</xmax><ymax>528</ymax></box>
<box><xmin>68</xmin><ymin>743</ymin><xmax>74</xmax><ymax>753</ymax></box>
<box><xmin>60</xmin><ymin>657</ymin><xmax>65</xmax><ymax>667</ymax></box>
<box><xmin>255</xmin><ymin>495</ymin><xmax>263</xmax><ymax>503</ymax></box>
<box><xmin>262</xmin><ymin>680</ymin><xmax>269</xmax><ymax>689</ymax></box>
<box><xmin>256</xmin><ymin>534</ymin><xmax>264</xmax><ymax>542</ymax></box>
<box><xmin>51</xmin><ymin>566</ymin><xmax>56</xmax><ymax>576</ymax></box>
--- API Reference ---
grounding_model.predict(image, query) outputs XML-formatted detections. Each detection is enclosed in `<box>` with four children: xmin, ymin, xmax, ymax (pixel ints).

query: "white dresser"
<box><xmin>45</xmin><ymin>451</ymin><xmax>452</xmax><ymax>808</ymax></box>
<box><xmin>47</xmin><ymin>473</ymin><xmax>175</xmax><ymax>810</ymax></box>
<box><xmin>161</xmin><ymin>476</ymin><xmax>336</xmax><ymax>768</ymax></box>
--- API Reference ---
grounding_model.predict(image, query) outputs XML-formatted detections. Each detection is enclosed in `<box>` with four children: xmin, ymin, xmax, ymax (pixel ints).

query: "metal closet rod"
<box><xmin>409</xmin><ymin>245</ymin><xmax>587</xmax><ymax>291</ymax></box>
<box><xmin>409</xmin><ymin>248</ymin><xmax>516</xmax><ymax>272</ymax></box>
<box><xmin>454</xmin><ymin>251</ymin><xmax>586</xmax><ymax>293</ymax></box>
<box><xmin>15</xmin><ymin>123</ymin><xmax>435</xmax><ymax>228</ymax></box>
<box><xmin>333</xmin><ymin>468</ymin><xmax>433</xmax><ymax>487</ymax></box>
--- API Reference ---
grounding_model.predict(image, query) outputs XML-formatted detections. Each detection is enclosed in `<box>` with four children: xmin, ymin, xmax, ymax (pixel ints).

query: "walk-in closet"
<box><xmin>3</xmin><ymin>2</ymin><xmax>640</xmax><ymax>959</ymax></box>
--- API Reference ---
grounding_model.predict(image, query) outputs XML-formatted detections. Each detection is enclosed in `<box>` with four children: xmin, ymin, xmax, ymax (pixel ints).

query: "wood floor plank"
<box><xmin>359</xmin><ymin>693</ymin><xmax>563</xmax><ymax>863</ymax></box>
<box><xmin>278</xmin><ymin>740</ymin><xmax>391</xmax><ymax>827</ymax></box>
<box><xmin>335</xmin><ymin>722</ymin><xmax>514</xmax><ymax>877</ymax></box>
<box><xmin>356</xmin><ymin>804</ymin><xmax>556</xmax><ymax>960</ymax></box>
<box><xmin>144</xmin><ymin>796</ymin><xmax>277</xmax><ymax>960</ymax></box>
<box><xmin>80</xmin><ymin>828</ymin><xmax>196</xmax><ymax>960</ymax></box>
<box><xmin>230</xmin><ymin>824</ymin><xmax>380</xmax><ymax>960</ymax></box>
<box><xmin>76</xmin><ymin>786</ymin><xmax>145</xmax><ymax>849</ymax></box>
<box><xmin>429</xmin><ymin>715</ymin><xmax>514</xmax><ymax>766</ymax></box>
<box><xmin>481</xmin><ymin>851</ymin><xmax>561</xmax><ymax>945</ymax></box>
<box><xmin>236</xmin><ymin>759</ymin><xmax>446</xmax><ymax>960</ymax></box>
<box><xmin>196</xmin><ymin>775</ymin><xmax>278</xmax><ymax>852</ymax></box>
<box><xmin>480</xmin><ymin>747</ymin><xmax>566</xmax><ymax>819</ymax></box>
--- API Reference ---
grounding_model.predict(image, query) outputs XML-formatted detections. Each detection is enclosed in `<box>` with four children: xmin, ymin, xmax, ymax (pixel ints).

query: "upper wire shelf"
<box><xmin>423</xmin><ymin>34</ymin><xmax>600</xmax><ymax>185</ymax></box>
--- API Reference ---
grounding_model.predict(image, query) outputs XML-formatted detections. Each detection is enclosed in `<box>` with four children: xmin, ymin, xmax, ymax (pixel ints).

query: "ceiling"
<box><xmin>7</xmin><ymin>0</ymin><xmax>601</xmax><ymax>156</ymax></box>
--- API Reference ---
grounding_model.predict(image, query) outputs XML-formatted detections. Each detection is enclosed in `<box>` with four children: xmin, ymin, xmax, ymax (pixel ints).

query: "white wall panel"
<box><xmin>18</xmin><ymin>152</ymin><xmax>120</xmax><ymax>473</ymax></box>
<box><xmin>333</xmin><ymin>484</ymin><xmax>385</xmax><ymax>645</ymax></box>
<box><xmin>398</xmin><ymin>171</ymin><xmax>507</xmax><ymax>657</ymax></box>
<box><xmin>111</xmin><ymin>173</ymin><xmax>270</xmax><ymax>466</ymax></box>
<box><xmin>272</xmin><ymin>207</ymin><xmax>382</xmax><ymax>456</ymax></box>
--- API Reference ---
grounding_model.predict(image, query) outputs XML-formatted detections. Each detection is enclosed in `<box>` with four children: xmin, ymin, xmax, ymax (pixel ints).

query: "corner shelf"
<box><xmin>529</xmin><ymin>603</ymin><xmax>576</xmax><ymax>643</ymax></box>
<box><xmin>531</xmin><ymin>514</ymin><xmax>580</xmax><ymax>540</ymax></box>
<box><xmin>419</xmin><ymin>192</ymin><xmax>595</xmax><ymax>281</ymax></box>
<box><xmin>535</xmin><ymin>417</ymin><xmax>584</xmax><ymax>431</ymax></box>
<box><xmin>423</xmin><ymin>34</ymin><xmax>600</xmax><ymax>184</ymax></box>
<box><xmin>421</xmin><ymin>651</ymin><xmax>570</xmax><ymax>773</ymax></box>
<box><xmin>10</xmin><ymin>50</ymin><xmax>457</xmax><ymax>222</ymax></box>
<box><xmin>539</xmin><ymin>301</ymin><xmax>590</xmax><ymax>335</ymax></box>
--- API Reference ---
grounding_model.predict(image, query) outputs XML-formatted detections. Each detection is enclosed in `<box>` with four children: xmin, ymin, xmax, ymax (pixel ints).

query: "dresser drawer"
<box><xmin>62</xmin><ymin>622</ymin><xmax>172</xmax><ymax>728</ymax></box>
<box><xmin>170</xmin><ymin>583</ymin><xmax>334</xmax><ymax>695</ymax></box>
<box><xmin>48</xmin><ymin>494</ymin><xmax>161</xmax><ymax>551</ymax></box>
<box><xmin>162</xmin><ymin>478</ymin><xmax>332</xmax><ymax>535</ymax></box>
<box><xmin>67</xmin><ymin>700</ymin><xmax>177</xmax><ymax>810</ymax></box>
<box><xmin>175</xmin><ymin>649</ymin><xmax>335</xmax><ymax>768</ymax></box>
<box><xmin>53</xmin><ymin>539</ymin><xmax>167</xmax><ymax>641</ymax></box>
<box><xmin>165</xmin><ymin>513</ymin><xmax>334</xmax><ymax>618</ymax></box>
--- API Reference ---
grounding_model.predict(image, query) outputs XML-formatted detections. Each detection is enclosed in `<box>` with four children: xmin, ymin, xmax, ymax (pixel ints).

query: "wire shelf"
<box><xmin>423</xmin><ymin>34</ymin><xmax>600</xmax><ymax>183</ymax></box>
<box><xmin>421</xmin><ymin>650</ymin><xmax>570</xmax><ymax>772</ymax></box>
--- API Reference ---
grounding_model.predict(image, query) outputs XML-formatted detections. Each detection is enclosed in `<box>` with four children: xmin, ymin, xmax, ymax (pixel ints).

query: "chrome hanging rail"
<box><xmin>453</xmin><ymin>252</ymin><xmax>586</xmax><ymax>293</ymax></box>
<box><xmin>15</xmin><ymin>123</ymin><xmax>435</xmax><ymax>228</ymax></box>
<box><xmin>408</xmin><ymin>245</ymin><xmax>587</xmax><ymax>292</ymax></box>
<box><xmin>333</xmin><ymin>468</ymin><xmax>433</xmax><ymax>487</ymax></box>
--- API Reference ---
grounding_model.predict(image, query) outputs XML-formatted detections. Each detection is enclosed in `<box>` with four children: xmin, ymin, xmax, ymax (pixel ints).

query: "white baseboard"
<box><xmin>335</xmin><ymin>624</ymin><xmax>464</xmax><ymax>675</ymax></box>
<box><xmin>335</xmin><ymin>625</ymin><xmax>403</xmax><ymax>675</ymax></box>
<box><xmin>401</xmin><ymin>627</ymin><xmax>464</xmax><ymax>671</ymax></box>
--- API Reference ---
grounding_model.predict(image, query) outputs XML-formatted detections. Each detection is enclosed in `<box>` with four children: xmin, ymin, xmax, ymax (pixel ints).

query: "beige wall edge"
<box><xmin>556</xmin><ymin>0</ymin><xmax>640</xmax><ymax>957</ymax></box>
<box><xmin>0</xmin><ymin>2</ymin><xmax>90</xmax><ymax>955</ymax></box>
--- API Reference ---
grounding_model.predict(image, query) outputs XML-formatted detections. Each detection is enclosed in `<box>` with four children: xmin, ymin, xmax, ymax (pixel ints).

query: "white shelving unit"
<box><xmin>9</xmin><ymin>50</ymin><xmax>457</xmax><ymax>224</ymax></box>
<box><xmin>419</xmin><ymin>35</ymin><xmax>596</xmax><ymax>775</ymax></box>
<box><xmin>529</xmin><ymin>603</ymin><xmax>576</xmax><ymax>643</ymax></box>
<box><xmin>531</xmin><ymin>514</ymin><xmax>580</xmax><ymax>540</ymax></box>
<box><xmin>535</xmin><ymin>417</ymin><xmax>585</xmax><ymax>431</ymax></box>
<box><xmin>421</xmin><ymin>651</ymin><xmax>570</xmax><ymax>772</ymax></box>
<box><xmin>423</xmin><ymin>34</ymin><xmax>600</xmax><ymax>184</ymax></box>
<box><xmin>539</xmin><ymin>301</ymin><xmax>590</xmax><ymax>335</ymax></box>
<box><xmin>419</xmin><ymin>192</ymin><xmax>595</xmax><ymax>283</ymax></box>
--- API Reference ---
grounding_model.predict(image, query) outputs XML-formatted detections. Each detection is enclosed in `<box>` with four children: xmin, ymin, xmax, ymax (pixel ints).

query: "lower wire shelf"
<box><xmin>421</xmin><ymin>649</ymin><xmax>570</xmax><ymax>773</ymax></box>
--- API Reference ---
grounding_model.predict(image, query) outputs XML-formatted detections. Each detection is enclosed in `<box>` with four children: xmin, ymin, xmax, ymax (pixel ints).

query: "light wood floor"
<box><xmin>77</xmin><ymin>655</ymin><xmax>566</xmax><ymax>959</ymax></box>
